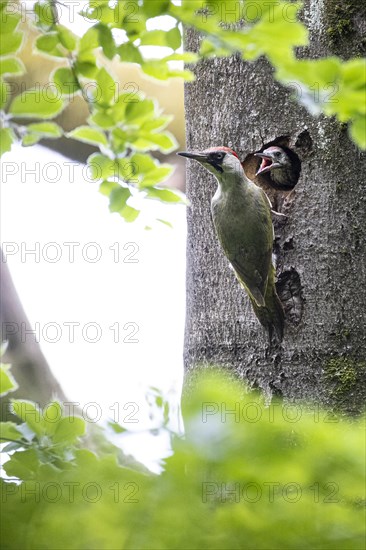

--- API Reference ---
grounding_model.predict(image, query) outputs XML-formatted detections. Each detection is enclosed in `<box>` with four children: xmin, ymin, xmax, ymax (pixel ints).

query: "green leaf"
<box><xmin>2</xmin><ymin>440</ymin><xmax>25</xmax><ymax>452</ymax></box>
<box><xmin>147</xmin><ymin>187</ymin><xmax>183</xmax><ymax>202</ymax></box>
<box><xmin>109</xmin><ymin>186</ymin><xmax>139</xmax><ymax>221</ymax></box>
<box><xmin>116</xmin><ymin>158</ymin><xmax>139</xmax><ymax>181</ymax></box>
<box><xmin>142</xmin><ymin>60</ymin><xmax>195</xmax><ymax>81</ymax></box>
<box><xmin>0</xmin><ymin>421</ymin><xmax>22</xmax><ymax>441</ymax></box>
<box><xmin>111</xmin><ymin>127</ymin><xmax>128</xmax><ymax>153</ymax></box>
<box><xmin>0</xmin><ymin>363</ymin><xmax>18</xmax><ymax>396</ymax></box>
<box><xmin>35</xmin><ymin>33</ymin><xmax>67</xmax><ymax>58</ymax></box>
<box><xmin>0</xmin><ymin>56</ymin><xmax>25</xmax><ymax>76</ymax></box>
<box><xmin>85</xmin><ymin>1</ymin><xmax>117</xmax><ymax>25</ymax></box>
<box><xmin>0</xmin><ymin>79</ymin><xmax>9</xmax><ymax>109</ymax></box>
<box><xmin>130</xmin><ymin>153</ymin><xmax>156</xmax><ymax>173</ymax></box>
<box><xmin>99</xmin><ymin>180</ymin><xmax>120</xmax><ymax>196</ymax></box>
<box><xmin>57</xmin><ymin>24</ymin><xmax>78</xmax><ymax>51</ymax></box>
<box><xmin>96</xmin><ymin>23</ymin><xmax>116</xmax><ymax>59</ymax></box>
<box><xmin>142</xmin><ymin>0</ymin><xmax>170</xmax><ymax>18</ymax></box>
<box><xmin>141</xmin><ymin>116</ymin><xmax>172</xmax><ymax>133</ymax></box>
<box><xmin>95</xmin><ymin>67</ymin><xmax>117</xmax><ymax>106</ymax></box>
<box><xmin>350</xmin><ymin>116</ymin><xmax>366</xmax><ymax>150</ymax></box>
<box><xmin>166</xmin><ymin>26</ymin><xmax>181</xmax><ymax>50</ymax></box>
<box><xmin>140</xmin><ymin>166</ymin><xmax>173</xmax><ymax>187</ymax></box>
<box><xmin>11</xmin><ymin>400</ymin><xmax>43</xmax><ymax>436</ymax></box>
<box><xmin>42</xmin><ymin>402</ymin><xmax>63</xmax><ymax>435</ymax></box>
<box><xmin>109</xmin><ymin>186</ymin><xmax>131</xmax><ymax>213</ymax></box>
<box><xmin>342</xmin><ymin>59</ymin><xmax>366</xmax><ymax>89</ymax></box>
<box><xmin>108</xmin><ymin>421</ymin><xmax>127</xmax><ymax>434</ymax></box>
<box><xmin>22</xmin><ymin>134</ymin><xmax>43</xmax><ymax>147</ymax></box>
<box><xmin>110</xmin><ymin>90</ymin><xmax>144</xmax><ymax>123</ymax></box>
<box><xmin>0</xmin><ymin>128</ymin><xmax>14</xmax><ymax>156</ymax></box>
<box><xmin>74</xmin><ymin>52</ymin><xmax>98</xmax><ymax>78</ymax></box>
<box><xmin>0</xmin><ymin>32</ymin><xmax>23</xmax><ymax>56</ymax></box>
<box><xmin>165</xmin><ymin>69</ymin><xmax>195</xmax><ymax>81</ymax></box>
<box><xmin>163</xmin><ymin>52</ymin><xmax>198</xmax><ymax>63</ymax></box>
<box><xmin>120</xmin><ymin>1</ymin><xmax>146</xmax><ymax>38</ymax></box>
<box><xmin>133</xmin><ymin>131</ymin><xmax>177</xmax><ymax>152</ymax></box>
<box><xmin>79</xmin><ymin>23</ymin><xmax>116</xmax><ymax>59</ymax></box>
<box><xmin>53</xmin><ymin>67</ymin><xmax>80</xmax><ymax>96</ymax></box>
<box><xmin>243</xmin><ymin>3</ymin><xmax>308</xmax><ymax>62</ymax></box>
<box><xmin>119</xmin><ymin>204</ymin><xmax>140</xmax><ymax>222</ymax></box>
<box><xmin>125</xmin><ymin>99</ymin><xmax>155</xmax><ymax>124</ymax></box>
<box><xmin>27</xmin><ymin>122</ymin><xmax>62</xmax><ymax>138</ymax></box>
<box><xmin>88</xmin><ymin>153</ymin><xmax>117</xmax><ymax>180</ymax></box>
<box><xmin>3</xmin><ymin>448</ymin><xmax>40</xmax><ymax>479</ymax></box>
<box><xmin>79</xmin><ymin>25</ymin><xmax>100</xmax><ymax>52</ymax></box>
<box><xmin>53</xmin><ymin>416</ymin><xmax>85</xmax><ymax>444</ymax></box>
<box><xmin>22</xmin><ymin>124</ymin><xmax>61</xmax><ymax>146</ymax></box>
<box><xmin>88</xmin><ymin>109</ymin><xmax>116</xmax><ymax>129</ymax></box>
<box><xmin>142</xmin><ymin>60</ymin><xmax>169</xmax><ymax>80</ymax></box>
<box><xmin>34</xmin><ymin>0</ymin><xmax>56</xmax><ymax>29</ymax></box>
<box><xmin>117</xmin><ymin>42</ymin><xmax>144</xmax><ymax>64</ymax></box>
<box><xmin>140</xmin><ymin>30</ymin><xmax>171</xmax><ymax>47</ymax></box>
<box><xmin>157</xmin><ymin>218</ymin><xmax>173</xmax><ymax>228</ymax></box>
<box><xmin>67</xmin><ymin>126</ymin><xmax>108</xmax><ymax>146</ymax></box>
<box><xmin>9</xmin><ymin>89</ymin><xmax>65</xmax><ymax>119</ymax></box>
<box><xmin>200</xmin><ymin>38</ymin><xmax>218</xmax><ymax>57</ymax></box>
<box><xmin>0</xmin><ymin>13</ymin><xmax>21</xmax><ymax>33</ymax></box>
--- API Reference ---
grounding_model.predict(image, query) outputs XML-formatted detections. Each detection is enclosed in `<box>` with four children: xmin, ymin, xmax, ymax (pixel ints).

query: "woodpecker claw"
<box><xmin>271</xmin><ymin>209</ymin><xmax>287</xmax><ymax>219</ymax></box>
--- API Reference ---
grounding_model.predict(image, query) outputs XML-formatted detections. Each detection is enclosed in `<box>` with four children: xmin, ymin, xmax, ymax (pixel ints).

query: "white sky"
<box><xmin>1</xmin><ymin>144</ymin><xmax>186</xmax><ymax>471</ymax></box>
<box><xmin>1</xmin><ymin>0</ymin><xmax>188</xmax><ymax>472</ymax></box>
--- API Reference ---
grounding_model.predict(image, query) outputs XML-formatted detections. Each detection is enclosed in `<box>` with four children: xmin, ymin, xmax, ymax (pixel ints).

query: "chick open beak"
<box><xmin>254</xmin><ymin>152</ymin><xmax>280</xmax><ymax>176</ymax></box>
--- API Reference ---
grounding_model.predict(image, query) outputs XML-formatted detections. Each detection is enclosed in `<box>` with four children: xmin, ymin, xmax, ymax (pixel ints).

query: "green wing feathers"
<box><xmin>249</xmin><ymin>265</ymin><xmax>285</xmax><ymax>343</ymax></box>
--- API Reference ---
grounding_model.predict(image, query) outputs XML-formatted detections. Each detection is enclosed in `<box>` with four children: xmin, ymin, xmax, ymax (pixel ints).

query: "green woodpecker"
<box><xmin>178</xmin><ymin>146</ymin><xmax>284</xmax><ymax>342</ymax></box>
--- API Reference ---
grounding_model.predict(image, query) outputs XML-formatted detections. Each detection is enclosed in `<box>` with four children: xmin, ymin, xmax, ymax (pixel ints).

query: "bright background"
<box><xmin>1</xmin><ymin>1</ymin><xmax>188</xmax><ymax>472</ymax></box>
<box><xmin>1</xmin><ymin>144</ymin><xmax>187</xmax><ymax>471</ymax></box>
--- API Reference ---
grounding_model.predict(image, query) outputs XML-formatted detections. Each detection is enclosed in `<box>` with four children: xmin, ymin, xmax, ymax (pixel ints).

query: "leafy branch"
<box><xmin>0</xmin><ymin>0</ymin><xmax>365</xmax><ymax>223</ymax></box>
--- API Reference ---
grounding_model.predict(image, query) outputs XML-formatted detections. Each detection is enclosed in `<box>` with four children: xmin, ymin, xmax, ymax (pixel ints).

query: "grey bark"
<box><xmin>183</xmin><ymin>0</ymin><xmax>366</xmax><ymax>413</ymax></box>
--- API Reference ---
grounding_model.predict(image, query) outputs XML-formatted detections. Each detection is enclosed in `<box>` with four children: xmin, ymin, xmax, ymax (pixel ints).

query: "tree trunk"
<box><xmin>1</xmin><ymin>249</ymin><xmax>66</xmax><ymax>419</ymax></box>
<box><xmin>183</xmin><ymin>1</ymin><xmax>366</xmax><ymax>414</ymax></box>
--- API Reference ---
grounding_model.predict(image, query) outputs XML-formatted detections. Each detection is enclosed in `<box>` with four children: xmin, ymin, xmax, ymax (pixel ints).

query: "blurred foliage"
<box><xmin>1</xmin><ymin>358</ymin><xmax>365</xmax><ymax>550</ymax></box>
<box><xmin>0</xmin><ymin>0</ymin><xmax>365</xmax><ymax>222</ymax></box>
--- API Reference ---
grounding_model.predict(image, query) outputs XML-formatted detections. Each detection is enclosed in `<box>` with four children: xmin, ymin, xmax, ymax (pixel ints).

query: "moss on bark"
<box><xmin>324</xmin><ymin>0</ymin><xmax>366</xmax><ymax>56</ymax></box>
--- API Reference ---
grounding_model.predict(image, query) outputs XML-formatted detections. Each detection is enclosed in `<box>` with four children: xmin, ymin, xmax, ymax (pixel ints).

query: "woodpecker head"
<box><xmin>254</xmin><ymin>146</ymin><xmax>291</xmax><ymax>176</ymax></box>
<box><xmin>254</xmin><ymin>145</ymin><xmax>300</xmax><ymax>189</ymax></box>
<box><xmin>178</xmin><ymin>147</ymin><xmax>243</xmax><ymax>181</ymax></box>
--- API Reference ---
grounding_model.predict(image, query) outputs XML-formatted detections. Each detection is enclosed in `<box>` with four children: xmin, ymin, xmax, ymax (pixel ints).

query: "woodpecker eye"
<box><xmin>211</xmin><ymin>152</ymin><xmax>225</xmax><ymax>161</ymax></box>
<box><xmin>274</xmin><ymin>151</ymin><xmax>282</xmax><ymax>158</ymax></box>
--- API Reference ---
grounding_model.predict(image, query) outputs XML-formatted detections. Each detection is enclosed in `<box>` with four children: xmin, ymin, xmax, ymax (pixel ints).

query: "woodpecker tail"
<box><xmin>249</xmin><ymin>267</ymin><xmax>285</xmax><ymax>343</ymax></box>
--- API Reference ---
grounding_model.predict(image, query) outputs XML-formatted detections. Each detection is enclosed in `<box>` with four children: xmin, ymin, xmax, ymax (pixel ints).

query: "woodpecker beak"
<box><xmin>254</xmin><ymin>152</ymin><xmax>281</xmax><ymax>176</ymax></box>
<box><xmin>177</xmin><ymin>151</ymin><xmax>209</xmax><ymax>162</ymax></box>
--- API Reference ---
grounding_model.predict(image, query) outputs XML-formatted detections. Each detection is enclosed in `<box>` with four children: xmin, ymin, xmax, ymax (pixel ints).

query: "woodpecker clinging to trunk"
<box><xmin>178</xmin><ymin>147</ymin><xmax>284</xmax><ymax>343</ymax></box>
<box><xmin>254</xmin><ymin>145</ymin><xmax>300</xmax><ymax>190</ymax></box>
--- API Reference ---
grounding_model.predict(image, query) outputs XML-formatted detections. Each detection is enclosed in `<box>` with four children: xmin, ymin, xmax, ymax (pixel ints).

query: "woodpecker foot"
<box><xmin>271</xmin><ymin>210</ymin><xmax>287</xmax><ymax>219</ymax></box>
